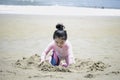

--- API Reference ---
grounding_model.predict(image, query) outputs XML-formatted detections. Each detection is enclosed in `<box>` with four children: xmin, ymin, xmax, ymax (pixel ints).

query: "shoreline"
<box><xmin>0</xmin><ymin>5</ymin><xmax>120</xmax><ymax>16</ymax></box>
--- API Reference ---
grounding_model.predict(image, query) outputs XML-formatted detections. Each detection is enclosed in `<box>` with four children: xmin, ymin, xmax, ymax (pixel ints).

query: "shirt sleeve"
<box><xmin>67</xmin><ymin>41</ymin><xmax>75</xmax><ymax>64</ymax></box>
<box><xmin>41</xmin><ymin>42</ymin><xmax>53</xmax><ymax>61</ymax></box>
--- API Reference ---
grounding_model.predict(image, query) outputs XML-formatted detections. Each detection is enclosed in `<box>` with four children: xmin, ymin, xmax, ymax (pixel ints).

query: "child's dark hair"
<box><xmin>53</xmin><ymin>24</ymin><xmax>67</xmax><ymax>40</ymax></box>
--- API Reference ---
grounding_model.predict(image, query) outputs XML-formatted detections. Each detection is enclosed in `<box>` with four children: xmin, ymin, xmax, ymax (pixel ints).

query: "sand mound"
<box><xmin>38</xmin><ymin>62</ymin><xmax>71</xmax><ymax>72</ymax></box>
<box><xmin>15</xmin><ymin>54</ymin><xmax>40</xmax><ymax>69</ymax></box>
<box><xmin>87</xmin><ymin>61</ymin><xmax>107</xmax><ymax>72</ymax></box>
<box><xmin>15</xmin><ymin>54</ymin><xmax>110</xmax><ymax>72</ymax></box>
<box><xmin>15</xmin><ymin>54</ymin><xmax>71</xmax><ymax>72</ymax></box>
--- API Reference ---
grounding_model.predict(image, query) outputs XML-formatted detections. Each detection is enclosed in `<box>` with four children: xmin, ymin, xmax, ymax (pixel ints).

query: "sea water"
<box><xmin>0</xmin><ymin>0</ymin><xmax>120</xmax><ymax>9</ymax></box>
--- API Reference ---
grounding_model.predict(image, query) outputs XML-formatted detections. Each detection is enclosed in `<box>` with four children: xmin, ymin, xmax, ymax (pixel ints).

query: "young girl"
<box><xmin>40</xmin><ymin>24</ymin><xmax>75</xmax><ymax>67</ymax></box>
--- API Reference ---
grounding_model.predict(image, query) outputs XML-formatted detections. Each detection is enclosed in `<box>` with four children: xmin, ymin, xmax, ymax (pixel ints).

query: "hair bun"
<box><xmin>56</xmin><ymin>24</ymin><xmax>65</xmax><ymax>30</ymax></box>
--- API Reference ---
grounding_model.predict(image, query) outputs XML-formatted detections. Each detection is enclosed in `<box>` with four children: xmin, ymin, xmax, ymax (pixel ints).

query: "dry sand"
<box><xmin>0</xmin><ymin>6</ymin><xmax>120</xmax><ymax>80</ymax></box>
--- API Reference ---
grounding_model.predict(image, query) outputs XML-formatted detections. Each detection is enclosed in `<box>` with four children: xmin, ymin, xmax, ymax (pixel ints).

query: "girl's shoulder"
<box><xmin>65</xmin><ymin>40</ymin><xmax>72</xmax><ymax>47</ymax></box>
<box><xmin>46</xmin><ymin>41</ymin><xmax>55</xmax><ymax>47</ymax></box>
<box><xmin>49</xmin><ymin>41</ymin><xmax>55</xmax><ymax>45</ymax></box>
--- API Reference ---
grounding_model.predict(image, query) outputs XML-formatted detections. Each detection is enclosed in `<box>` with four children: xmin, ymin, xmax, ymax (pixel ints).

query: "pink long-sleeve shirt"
<box><xmin>41</xmin><ymin>40</ymin><xmax>75</xmax><ymax>64</ymax></box>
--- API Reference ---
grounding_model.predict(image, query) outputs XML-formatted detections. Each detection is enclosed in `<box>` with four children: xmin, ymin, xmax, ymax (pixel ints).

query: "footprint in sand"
<box><xmin>84</xmin><ymin>74</ymin><xmax>94</xmax><ymax>78</ymax></box>
<box><xmin>105</xmin><ymin>71</ymin><xmax>120</xmax><ymax>75</ymax></box>
<box><xmin>6</xmin><ymin>70</ymin><xmax>16</xmax><ymax>75</ymax></box>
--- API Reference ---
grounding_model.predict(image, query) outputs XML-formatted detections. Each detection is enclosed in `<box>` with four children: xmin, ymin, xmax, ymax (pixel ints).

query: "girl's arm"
<box><xmin>67</xmin><ymin>42</ymin><xmax>75</xmax><ymax>65</ymax></box>
<box><xmin>62</xmin><ymin>42</ymin><xmax>75</xmax><ymax>67</ymax></box>
<box><xmin>41</xmin><ymin>42</ymin><xmax>53</xmax><ymax>62</ymax></box>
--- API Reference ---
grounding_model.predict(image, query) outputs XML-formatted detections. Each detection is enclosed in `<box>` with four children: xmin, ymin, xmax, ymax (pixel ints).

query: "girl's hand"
<box><xmin>61</xmin><ymin>63</ymin><xmax>68</xmax><ymax>67</ymax></box>
<box><xmin>38</xmin><ymin>60</ymin><xmax>44</xmax><ymax>67</ymax></box>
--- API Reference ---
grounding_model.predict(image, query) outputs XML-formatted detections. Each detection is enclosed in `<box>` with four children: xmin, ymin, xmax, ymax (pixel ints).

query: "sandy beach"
<box><xmin>0</xmin><ymin>6</ymin><xmax>120</xmax><ymax>80</ymax></box>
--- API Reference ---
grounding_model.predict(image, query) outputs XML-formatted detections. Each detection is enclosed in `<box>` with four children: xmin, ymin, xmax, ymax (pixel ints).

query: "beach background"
<box><xmin>0</xmin><ymin>0</ymin><xmax>120</xmax><ymax>80</ymax></box>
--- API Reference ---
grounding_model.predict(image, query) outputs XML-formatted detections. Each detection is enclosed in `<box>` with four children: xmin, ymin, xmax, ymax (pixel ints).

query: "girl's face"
<box><xmin>55</xmin><ymin>37</ymin><xmax>66</xmax><ymax>48</ymax></box>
